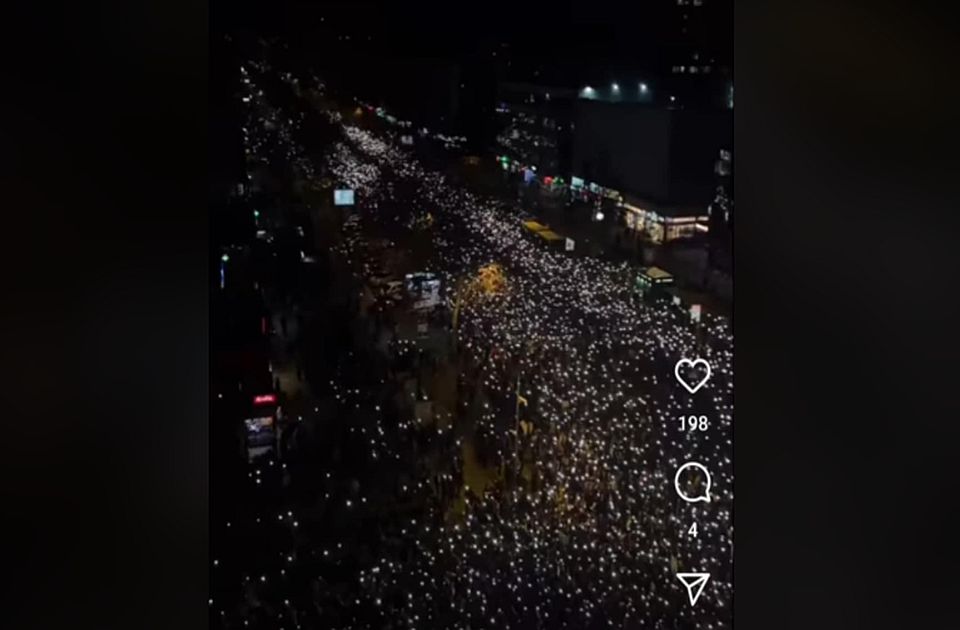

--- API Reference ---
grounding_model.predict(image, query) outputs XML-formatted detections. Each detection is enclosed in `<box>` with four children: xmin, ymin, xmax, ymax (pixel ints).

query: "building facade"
<box><xmin>664</xmin><ymin>0</ymin><xmax>733</xmax><ymax>111</ymax></box>
<box><xmin>620</xmin><ymin>197</ymin><xmax>710</xmax><ymax>244</ymax></box>
<box><xmin>494</xmin><ymin>82</ymin><xmax>575</xmax><ymax>179</ymax></box>
<box><xmin>572</xmin><ymin>100</ymin><xmax>731</xmax><ymax>205</ymax></box>
<box><xmin>707</xmin><ymin>147</ymin><xmax>733</xmax><ymax>271</ymax></box>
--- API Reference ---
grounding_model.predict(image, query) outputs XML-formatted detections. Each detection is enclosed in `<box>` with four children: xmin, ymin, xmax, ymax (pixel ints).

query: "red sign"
<box><xmin>253</xmin><ymin>394</ymin><xmax>276</xmax><ymax>406</ymax></box>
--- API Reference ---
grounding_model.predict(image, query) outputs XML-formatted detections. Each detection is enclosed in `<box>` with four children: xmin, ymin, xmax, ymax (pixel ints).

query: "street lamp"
<box><xmin>611</xmin><ymin>82</ymin><xmax>620</xmax><ymax>93</ymax></box>
<box><xmin>639</xmin><ymin>82</ymin><xmax>648</xmax><ymax>93</ymax></box>
<box><xmin>219</xmin><ymin>255</ymin><xmax>228</xmax><ymax>290</ymax></box>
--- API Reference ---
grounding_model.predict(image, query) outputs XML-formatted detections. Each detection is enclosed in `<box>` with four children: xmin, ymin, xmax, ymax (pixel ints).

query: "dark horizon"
<box><xmin>212</xmin><ymin>0</ymin><xmax>733</xmax><ymax>83</ymax></box>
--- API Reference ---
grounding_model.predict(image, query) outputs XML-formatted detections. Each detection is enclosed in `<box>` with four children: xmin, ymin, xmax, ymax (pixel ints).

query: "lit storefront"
<box><xmin>570</xmin><ymin>176</ymin><xmax>622</xmax><ymax>206</ymax></box>
<box><xmin>621</xmin><ymin>201</ymin><xmax>709</xmax><ymax>244</ymax></box>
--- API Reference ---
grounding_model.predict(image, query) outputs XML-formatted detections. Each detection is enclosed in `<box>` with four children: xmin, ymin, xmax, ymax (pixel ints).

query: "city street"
<box><xmin>326</xmin><ymin>105</ymin><xmax>734</xmax><ymax>629</ymax></box>
<box><xmin>210</xmin><ymin>55</ymin><xmax>734</xmax><ymax>630</ymax></box>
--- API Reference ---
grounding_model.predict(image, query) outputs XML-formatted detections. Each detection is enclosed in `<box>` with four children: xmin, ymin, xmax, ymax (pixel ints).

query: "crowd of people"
<box><xmin>217</xmin><ymin>59</ymin><xmax>733</xmax><ymax>630</ymax></box>
<box><xmin>322</xmin><ymin>117</ymin><xmax>734</xmax><ymax>629</ymax></box>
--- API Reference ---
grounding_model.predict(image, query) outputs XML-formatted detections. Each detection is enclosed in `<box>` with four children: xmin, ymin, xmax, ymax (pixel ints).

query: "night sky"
<box><xmin>212</xmin><ymin>0</ymin><xmax>731</xmax><ymax>155</ymax></box>
<box><xmin>214</xmin><ymin>0</ymin><xmax>732</xmax><ymax>84</ymax></box>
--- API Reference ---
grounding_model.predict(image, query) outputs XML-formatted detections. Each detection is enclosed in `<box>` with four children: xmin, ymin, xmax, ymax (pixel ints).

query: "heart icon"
<box><xmin>674</xmin><ymin>358</ymin><xmax>711</xmax><ymax>394</ymax></box>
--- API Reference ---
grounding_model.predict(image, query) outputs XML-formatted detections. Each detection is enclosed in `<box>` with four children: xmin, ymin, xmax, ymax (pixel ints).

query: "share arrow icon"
<box><xmin>676</xmin><ymin>572</ymin><xmax>710</xmax><ymax>606</ymax></box>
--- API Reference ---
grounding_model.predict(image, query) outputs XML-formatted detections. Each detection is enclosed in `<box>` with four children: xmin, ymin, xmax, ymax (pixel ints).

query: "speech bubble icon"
<box><xmin>674</xmin><ymin>462</ymin><xmax>712</xmax><ymax>504</ymax></box>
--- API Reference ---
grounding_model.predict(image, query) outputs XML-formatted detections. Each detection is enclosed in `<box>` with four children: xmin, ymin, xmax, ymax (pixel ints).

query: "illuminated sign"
<box><xmin>244</xmin><ymin>415</ymin><xmax>276</xmax><ymax>456</ymax></box>
<box><xmin>245</xmin><ymin>416</ymin><xmax>274</xmax><ymax>430</ymax></box>
<box><xmin>334</xmin><ymin>189</ymin><xmax>355</xmax><ymax>206</ymax></box>
<box><xmin>253</xmin><ymin>394</ymin><xmax>277</xmax><ymax>406</ymax></box>
<box><xmin>405</xmin><ymin>272</ymin><xmax>441</xmax><ymax>310</ymax></box>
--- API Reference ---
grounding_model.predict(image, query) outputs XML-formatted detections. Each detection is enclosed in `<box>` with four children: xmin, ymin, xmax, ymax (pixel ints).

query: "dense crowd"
<box><xmin>221</xmin><ymin>59</ymin><xmax>732</xmax><ymax>629</ymax></box>
<box><xmin>322</xmin><ymin>119</ymin><xmax>733</xmax><ymax>629</ymax></box>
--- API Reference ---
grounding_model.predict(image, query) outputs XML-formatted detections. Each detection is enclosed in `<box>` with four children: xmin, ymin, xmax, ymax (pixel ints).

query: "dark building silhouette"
<box><xmin>572</xmin><ymin>100</ymin><xmax>731</xmax><ymax>208</ymax></box>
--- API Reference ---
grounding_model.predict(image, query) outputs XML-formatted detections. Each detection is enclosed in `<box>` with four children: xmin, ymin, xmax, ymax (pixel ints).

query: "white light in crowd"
<box><xmin>595</xmin><ymin>211</ymin><xmax>605</xmax><ymax>221</ymax></box>
<box><xmin>639</xmin><ymin>82</ymin><xmax>648</xmax><ymax>92</ymax></box>
<box><xmin>611</xmin><ymin>82</ymin><xmax>620</xmax><ymax>92</ymax></box>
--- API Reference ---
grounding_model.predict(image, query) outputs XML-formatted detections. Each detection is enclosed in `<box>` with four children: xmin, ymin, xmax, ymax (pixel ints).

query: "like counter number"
<box><xmin>678</xmin><ymin>415</ymin><xmax>709</xmax><ymax>431</ymax></box>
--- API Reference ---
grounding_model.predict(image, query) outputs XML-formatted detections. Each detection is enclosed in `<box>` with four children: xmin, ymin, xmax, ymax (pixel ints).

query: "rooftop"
<box><xmin>642</xmin><ymin>266</ymin><xmax>674</xmax><ymax>280</ymax></box>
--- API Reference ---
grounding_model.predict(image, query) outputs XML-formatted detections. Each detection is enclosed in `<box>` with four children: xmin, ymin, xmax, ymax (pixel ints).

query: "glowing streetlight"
<box><xmin>639</xmin><ymin>82</ymin><xmax>648</xmax><ymax>93</ymax></box>
<box><xmin>611</xmin><ymin>82</ymin><xmax>620</xmax><ymax>92</ymax></box>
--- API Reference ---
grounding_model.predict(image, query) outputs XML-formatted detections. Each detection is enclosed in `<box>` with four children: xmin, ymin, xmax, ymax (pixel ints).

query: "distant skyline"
<box><xmin>212</xmin><ymin>0</ymin><xmax>732</xmax><ymax>149</ymax></box>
